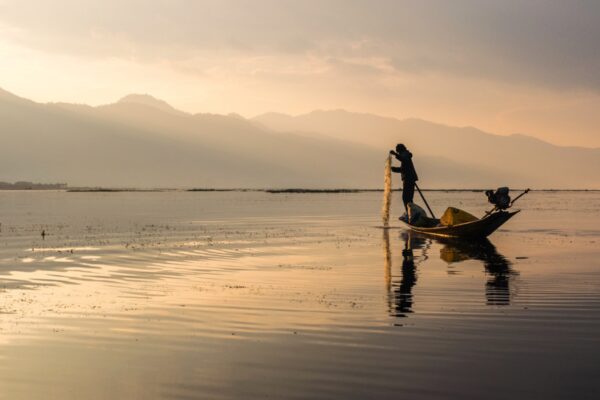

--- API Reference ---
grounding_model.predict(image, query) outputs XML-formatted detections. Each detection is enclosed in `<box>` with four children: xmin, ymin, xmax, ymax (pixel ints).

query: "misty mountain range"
<box><xmin>1</xmin><ymin>87</ymin><xmax>598</xmax><ymax>189</ymax></box>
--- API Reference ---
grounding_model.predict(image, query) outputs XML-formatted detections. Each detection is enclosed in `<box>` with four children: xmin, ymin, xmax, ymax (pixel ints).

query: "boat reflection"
<box><xmin>383</xmin><ymin>230</ymin><xmax>517</xmax><ymax>318</ymax></box>
<box><xmin>438</xmin><ymin>236</ymin><xmax>516</xmax><ymax>305</ymax></box>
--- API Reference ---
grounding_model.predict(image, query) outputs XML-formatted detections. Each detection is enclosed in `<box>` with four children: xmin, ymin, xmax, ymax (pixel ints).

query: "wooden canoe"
<box><xmin>403</xmin><ymin>210</ymin><xmax>520</xmax><ymax>238</ymax></box>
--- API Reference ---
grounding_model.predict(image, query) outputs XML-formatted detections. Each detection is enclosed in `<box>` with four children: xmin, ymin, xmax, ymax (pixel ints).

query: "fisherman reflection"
<box><xmin>386</xmin><ymin>231</ymin><xmax>427</xmax><ymax>317</ymax></box>
<box><xmin>439</xmin><ymin>239</ymin><xmax>516</xmax><ymax>305</ymax></box>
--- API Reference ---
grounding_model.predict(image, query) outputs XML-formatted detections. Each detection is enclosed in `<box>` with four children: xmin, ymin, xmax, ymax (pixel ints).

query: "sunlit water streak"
<box><xmin>0</xmin><ymin>190</ymin><xmax>598</xmax><ymax>399</ymax></box>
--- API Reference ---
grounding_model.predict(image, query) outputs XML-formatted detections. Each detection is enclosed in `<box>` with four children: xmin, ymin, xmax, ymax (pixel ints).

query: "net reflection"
<box><xmin>383</xmin><ymin>230</ymin><xmax>517</xmax><ymax>319</ymax></box>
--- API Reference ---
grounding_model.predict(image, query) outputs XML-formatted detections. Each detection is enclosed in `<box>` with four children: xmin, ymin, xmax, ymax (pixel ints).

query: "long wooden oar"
<box><xmin>415</xmin><ymin>183</ymin><xmax>436</xmax><ymax>219</ymax></box>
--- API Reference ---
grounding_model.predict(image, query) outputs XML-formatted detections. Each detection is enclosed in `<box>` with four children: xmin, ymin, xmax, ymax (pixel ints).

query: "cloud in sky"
<box><xmin>0</xmin><ymin>0</ymin><xmax>599</xmax><ymax>146</ymax></box>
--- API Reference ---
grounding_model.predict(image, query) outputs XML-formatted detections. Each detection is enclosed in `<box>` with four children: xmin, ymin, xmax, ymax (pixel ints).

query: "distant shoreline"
<box><xmin>67</xmin><ymin>188</ymin><xmax>172</xmax><ymax>193</ymax></box>
<box><xmin>0</xmin><ymin>184</ymin><xmax>597</xmax><ymax>193</ymax></box>
<box><xmin>59</xmin><ymin>187</ymin><xmax>600</xmax><ymax>193</ymax></box>
<box><xmin>0</xmin><ymin>181</ymin><xmax>67</xmax><ymax>190</ymax></box>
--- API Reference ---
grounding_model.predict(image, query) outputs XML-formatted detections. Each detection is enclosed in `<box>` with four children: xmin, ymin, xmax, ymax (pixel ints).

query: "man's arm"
<box><xmin>390</xmin><ymin>150</ymin><xmax>402</xmax><ymax>173</ymax></box>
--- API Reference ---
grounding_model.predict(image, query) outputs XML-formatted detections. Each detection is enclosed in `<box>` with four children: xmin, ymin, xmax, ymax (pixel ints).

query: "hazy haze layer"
<box><xmin>0</xmin><ymin>0</ymin><xmax>599</xmax><ymax>147</ymax></box>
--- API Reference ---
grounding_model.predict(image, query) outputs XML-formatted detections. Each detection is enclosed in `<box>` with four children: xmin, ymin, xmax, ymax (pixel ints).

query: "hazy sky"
<box><xmin>0</xmin><ymin>0</ymin><xmax>599</xmax><ymax>147</ymax></box>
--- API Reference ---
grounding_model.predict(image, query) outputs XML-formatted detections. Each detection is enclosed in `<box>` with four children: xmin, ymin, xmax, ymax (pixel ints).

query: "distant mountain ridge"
<box><xmin>117</xmin><ymin>94</ymin><xmax>186</xmax><ymax>116</ymax></box>
<box><xmin>254</xmin><ymin>110</ymin><xmax>600</xmax><ymax>189</ymax></box>
<box><xmin>0</xmin><ymin>87</ymin><xmax>598</xmax><ymax>188</ymax></box>
<box><xmin>255</xmin><ymin>109</ymin><xmax>598</xmax><ymax>150</ymax></box>
<box><xmin>0</xmin><ymin>88</ymin><xmax>380</xmax><ymax>188</ymax></box>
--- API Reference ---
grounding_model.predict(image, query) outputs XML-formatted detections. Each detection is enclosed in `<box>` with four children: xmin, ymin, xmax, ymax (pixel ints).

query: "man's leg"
<box><xmin>402</xmin><ymin>180</ymin><xmax>415</xmax><ymax>212</ymax></box>
<box><xmin>406</xmin><ymin>181</ymin><xmax>415</xmax><ymax>204</ymax></box>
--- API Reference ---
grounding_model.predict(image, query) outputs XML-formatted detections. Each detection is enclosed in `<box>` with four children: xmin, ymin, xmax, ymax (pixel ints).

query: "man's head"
<box><xmin>396</xmin><ymin>144</ymin><xmax>407</xmax><ymax>153</ymax></box>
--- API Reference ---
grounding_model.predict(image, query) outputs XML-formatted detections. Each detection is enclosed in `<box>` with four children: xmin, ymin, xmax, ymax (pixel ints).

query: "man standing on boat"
<box><xmin>390</xmin><ymin>144</ymin><xmax>418</xmax><ymax>214</ymax></box>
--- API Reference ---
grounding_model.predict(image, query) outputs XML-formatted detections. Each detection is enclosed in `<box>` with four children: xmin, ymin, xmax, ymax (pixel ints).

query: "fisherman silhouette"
<box><xmin>389</xmin><ymin>144</ymin><xmax>418</xmax><ymax>214</ymax></box>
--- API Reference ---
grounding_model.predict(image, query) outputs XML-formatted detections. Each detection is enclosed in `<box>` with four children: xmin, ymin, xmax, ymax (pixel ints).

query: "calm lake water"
<box><xmin>0</xmin><ymin>190</ymin><xmax>598</xmax><ymax>399</ymax></box>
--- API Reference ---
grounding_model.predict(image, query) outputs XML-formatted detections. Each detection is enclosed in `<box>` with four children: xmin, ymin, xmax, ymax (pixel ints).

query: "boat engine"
<box><xmin>485</xmin><ymin>187</ymin><xmax>511</xmax><ymax>210</ymax></box>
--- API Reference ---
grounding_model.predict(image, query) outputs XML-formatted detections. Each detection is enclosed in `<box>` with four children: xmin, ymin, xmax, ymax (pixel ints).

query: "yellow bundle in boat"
<box><xmin>440</xmin><ymin>207</ymin><xmax>478</xmax><ymax>226</ymax></box>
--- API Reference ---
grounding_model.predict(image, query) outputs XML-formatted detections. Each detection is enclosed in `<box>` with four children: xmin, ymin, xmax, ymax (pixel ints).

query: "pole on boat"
<box><xmin>510</xmin><ymin>188</ymin><xmax>530</xmax><ymax>207</ymax></box>
<box><xmin>415</xmin><ymin>183</ymin><xmax>436</xmax><ymax>219</ymax></box>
